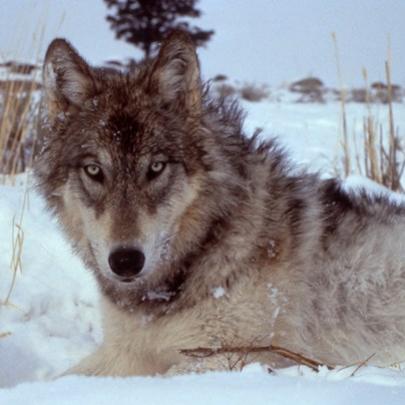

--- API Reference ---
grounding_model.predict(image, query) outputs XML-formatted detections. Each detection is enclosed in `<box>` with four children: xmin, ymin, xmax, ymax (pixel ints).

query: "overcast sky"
<box><xmin>0</xmin><ymin>0</ymin><xmax>404</xmax><ymax>87</ymax></box>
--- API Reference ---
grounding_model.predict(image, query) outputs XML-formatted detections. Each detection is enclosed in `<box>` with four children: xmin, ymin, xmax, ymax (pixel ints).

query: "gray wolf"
<box><xmin>35</xmin><ymin>31</ymin><xmax>405</xmax><ymax>376</ymax></box>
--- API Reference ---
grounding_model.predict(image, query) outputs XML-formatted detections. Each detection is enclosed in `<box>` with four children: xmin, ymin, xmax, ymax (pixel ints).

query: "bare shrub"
<box><xmin>212</xmin><ymin>74</ymin><xmax>228</xmax><ymax>82</ymax></box>
<box><xmin>289</xmin><ymin>77</ymin><xmax>325</xmax><ymax>103</ymax></box>
<box><xmin>371</xmin><ymin>81</ymin><xmax>402</xmax><ymax>103</ymax></box>
<box><xmin>349</xmin><ymin>88</ymin><xmax>367</xmax><ymax>103</ymax></box>
<box><xmin>214</xmin><ymin>83</ymin><xmax>237</xmax><ymax>98</ymax></box>
<box><xmin>348</xmin><ymin>83</ymin><xmax>403</xmax><ymax>104</ymax></box>
<box><xmin>240</xmin><ymin>83</ymin><xmax>269</xmax><ymax>102</ymax></box>
<box><xmin>0</xmin><ymin>61</ymin><xmax>38</xmax><ymax>75</ymax></box>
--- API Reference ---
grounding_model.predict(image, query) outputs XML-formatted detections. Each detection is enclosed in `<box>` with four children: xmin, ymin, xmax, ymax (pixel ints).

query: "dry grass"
<box><xmin>334</xmin><ymin>34</ymin><xmax>404</xmax><ymax>192</ymax></box>
<box><xmin>332</xmin><ymin>32</ymin><xmax>351</xmax><ymax>178</ymax></box>
<box><xmin>0</xmin><ymin>19</ymin><xmax>47</xmax><ymax>183</ymax></box>
<box><xmin>0</xmin><ymin>72</ymin><xmax>36</xmax><ymax>308</ymax></box>
<box><xmin>2</xmin><ymin>194</ymin><xmax>27</xmax><ymax>306</ymax></box>
<box><xmin>0</xmin><ymin>69</ymin><xmax>41</xmax><ymax>181</ymax></box>
<box><xmin>347</xmin><ymin>66</ymin><xmax>404</xmax><ymax>192</ymax></box>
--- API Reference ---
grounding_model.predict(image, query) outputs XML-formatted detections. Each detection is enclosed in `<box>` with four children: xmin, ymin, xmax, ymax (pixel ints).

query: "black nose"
<box><xmin>108</xmin><ymin>248</ymin><xmax>145</xmax><ymax>278</ymax></box>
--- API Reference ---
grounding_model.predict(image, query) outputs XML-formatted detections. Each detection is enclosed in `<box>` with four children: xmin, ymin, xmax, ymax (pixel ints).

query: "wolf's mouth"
<box><xmin>120</xmin><ymin>277</ymin><xmax>135</xmax><ymax>283</ymax></box>
<box><xmin>116</xmin><ymin>275</ymin><xmax>139</xmax><ymax>283</ymax></box>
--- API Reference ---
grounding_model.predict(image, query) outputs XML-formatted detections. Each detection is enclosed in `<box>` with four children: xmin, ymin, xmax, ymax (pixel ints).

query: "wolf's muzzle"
<box><xmin>108</xmin><ymin>248</ymin><xmax>145</xmax><ymax>279</ymax></box>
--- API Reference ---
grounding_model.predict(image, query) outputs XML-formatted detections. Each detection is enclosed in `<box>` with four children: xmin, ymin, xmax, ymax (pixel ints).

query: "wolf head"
<box><xmin>35</xmin><ymin>32</ymin><xmax>253</xmax><ymax>307</ymax></box>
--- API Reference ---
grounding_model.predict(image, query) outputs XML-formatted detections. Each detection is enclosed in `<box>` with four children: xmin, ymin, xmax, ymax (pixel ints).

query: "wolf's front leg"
<box><xmin>61</xmin><ymin>345</ymin><xmax>176</xmax><ymax>377</ymax></box>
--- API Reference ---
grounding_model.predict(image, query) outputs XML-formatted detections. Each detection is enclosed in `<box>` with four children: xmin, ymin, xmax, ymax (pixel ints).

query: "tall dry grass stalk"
<box><xmin>361</xmin><ymin>68</ymin><xmax>382</xmax><ymax>185</ymax></box>
<box><xmin>1</xmin><ymin>179</ymin><xmax>28</xmax><ymax>308</ymax></box>
<box><xmin>384</xmin><ymin>47</ymin><xmax>404</xmax><ymax>191</ymax></box>
<box><xmin>332</xmin><ymin>32</ymin><xmax>351</xmax><ymax>177</ymax></box>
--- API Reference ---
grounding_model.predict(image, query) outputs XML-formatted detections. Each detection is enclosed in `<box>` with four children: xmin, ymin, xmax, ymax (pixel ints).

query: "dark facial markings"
<box><xmin>107</xmin><ymin>113</ymin><xmax>144</xmax><ymax>155</ymax></box>
<box><xmin>60</xmin><ymin>104</ymin><xmax>193</xmax><ymax>224</ymax></box>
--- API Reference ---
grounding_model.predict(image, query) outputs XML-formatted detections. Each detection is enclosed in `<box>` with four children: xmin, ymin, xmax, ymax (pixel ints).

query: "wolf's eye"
<box><xmin>147</xmin><ymin>161</ymin><xmax>166</xmax><ymax>181</ymax></box>
<box><xmin>84</xmin><ymin>164</ymin><xmax>104</xmax><ymax>183</ymax></box>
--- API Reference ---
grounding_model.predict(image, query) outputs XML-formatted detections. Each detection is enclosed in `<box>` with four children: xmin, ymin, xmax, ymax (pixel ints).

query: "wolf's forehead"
<box><xmin>98</xmin><ymin>111</ymin><xmax>161</xmax><ymax>155</ymax></box>
<box><xmin>107</xmin><ymin>112</ymin><xmax>142</xmax><ymax>136</ymax></box>
<box><xmin>101</xmin><ymin>72</ymin><xmax>150</xmax><ymax>108</ymax></box>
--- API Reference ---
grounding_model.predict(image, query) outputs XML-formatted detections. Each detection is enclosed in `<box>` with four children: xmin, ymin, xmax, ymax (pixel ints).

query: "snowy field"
<box><xmin>1</xmin><ymin>99</ymin><xmax>405</xmax><ymax>404</ymax></box>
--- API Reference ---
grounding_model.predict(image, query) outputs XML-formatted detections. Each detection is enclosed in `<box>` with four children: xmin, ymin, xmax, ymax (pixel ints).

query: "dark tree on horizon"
<box><xmin>104</xmin><ymin>0</ymin><xmax>214</xmax><ymax>60</ymax></box>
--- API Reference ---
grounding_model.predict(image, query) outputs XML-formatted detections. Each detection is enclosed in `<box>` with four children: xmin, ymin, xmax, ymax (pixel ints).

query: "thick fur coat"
<box><xmin>35</xmin><ymin>32</ymin><xmax>405</xmax><ymax>376</ymax></box>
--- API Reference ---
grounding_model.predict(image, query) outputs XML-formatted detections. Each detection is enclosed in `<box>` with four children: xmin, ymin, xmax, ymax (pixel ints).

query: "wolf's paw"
<box><xmin>165</xmin><ymin>356</ymin><xmax>232</xmax><ymax>376</ymax></box>
<box><xmin>58</xmin><ymin>362</ymin><xmax>99</xmax><ymax>378</ymax></box>
<box><xmin>58</xmin><ymin>349</ymin><xmax>108</xmax><ymax>377</ymax></box>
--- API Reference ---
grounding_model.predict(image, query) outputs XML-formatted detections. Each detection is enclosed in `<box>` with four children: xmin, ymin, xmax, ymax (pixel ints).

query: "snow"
<box><xmin>2</xmin><ymin>366</ymin><xmax>405</xmax><ymax>405</ymax></box>
<box><xmin>0</xmin><ymin>178</ymin><xmax>102</xmax><ymax>387</ymax></box>
<box><xmin>1</xmin><ymin>98</ymin><xmax>404</xmax><ymax>402</ymax></box>
<box><xmin>212</xmin><ymin>287</ymin><xmax>226</xmax><ymax>299</ymax></box>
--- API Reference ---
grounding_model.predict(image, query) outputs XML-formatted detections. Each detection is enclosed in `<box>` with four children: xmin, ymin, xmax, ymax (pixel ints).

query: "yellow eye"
<box><xmin>85</xmin><ymin>165</ymin><xmax>100</xmax><ymax>176</ymax></box>
<box><xmin>147</xmin><ymin>161</ymin><xmax>166</xmax><ymax>181</ymax></box>
<box><xmin>84</xmin><ymin>164</ymin><xmax>104</xmax><ymax>182</ymax></box>
<box><xmin>150</xmin><ymin>161</ymin><xmax>166</xmax><ymax>174</ymax></box>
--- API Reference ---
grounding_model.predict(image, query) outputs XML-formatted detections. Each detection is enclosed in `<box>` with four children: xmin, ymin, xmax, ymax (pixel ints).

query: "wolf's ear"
<box><xmin>148</xmin><ymin>31</ymin><xmax>202</xmax><ymax>114</ymax></box>
<box><xmin>43</xmin><ymin>38</ymin><xmax>96</xmax><ymax>117</ymax></box>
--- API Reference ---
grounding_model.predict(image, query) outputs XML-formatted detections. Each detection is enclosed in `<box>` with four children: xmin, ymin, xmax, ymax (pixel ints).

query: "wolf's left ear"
<box><xmin>148</xmin><ymin>31</ymin><xmax>202</xmax><ymax>114</ymax></box>
<box><xmin>43</xmin><ymin>38</ymin><xmax>96</xmax><ymax>118</ymax></box>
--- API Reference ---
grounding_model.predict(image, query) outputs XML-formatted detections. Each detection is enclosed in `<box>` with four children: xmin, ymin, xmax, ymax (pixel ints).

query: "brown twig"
<box><xmin>350</xmin><ymin>353</ymin><xmax>376</xmax><ymax>377</ymax></box>
<box><xmin>180</xmin><ymin>345</ymin><xmax>333</xmax><ymax>372</ymax></box>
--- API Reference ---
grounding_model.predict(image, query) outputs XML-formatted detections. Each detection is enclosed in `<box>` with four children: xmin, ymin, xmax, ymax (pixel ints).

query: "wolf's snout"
<box><xmin>108</xmin><ymin>248</ymin><xmax>145</xmax><ymax>279</ymax></box>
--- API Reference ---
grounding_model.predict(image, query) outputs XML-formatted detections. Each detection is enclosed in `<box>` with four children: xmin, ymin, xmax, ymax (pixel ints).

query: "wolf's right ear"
<box><xmin>43</xmin><ymin>39</ymin><xmax>96</xmax><ymax>118</ymax></box>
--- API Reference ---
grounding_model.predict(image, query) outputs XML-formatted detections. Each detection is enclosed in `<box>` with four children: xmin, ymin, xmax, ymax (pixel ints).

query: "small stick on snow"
<box><xmin>350</xmin><ymin>353</ymin><xmax>376</xmax><ymax>377</ymax></box>
<box><xmin>180</xmin><ymin>345</ymin><xmax>332</xmax><ymax>372</ymax></box>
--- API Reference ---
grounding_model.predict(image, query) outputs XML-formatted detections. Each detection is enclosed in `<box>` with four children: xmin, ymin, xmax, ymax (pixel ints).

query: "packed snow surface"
<box><xmin>2</xmin><ymin>366</ymin><xmax>405</xmax><ymax>405</ymax></box>
<box><xmin>1</xmin><ymin>100</ymin><xmax>405</xmax><ymax>403</ymax></box>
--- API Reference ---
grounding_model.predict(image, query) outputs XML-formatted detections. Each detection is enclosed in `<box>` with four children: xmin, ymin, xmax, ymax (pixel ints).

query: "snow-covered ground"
<box><xmin>0</xmin><ymin>179</ymin><xmax>102</xmax><ymax>387</ymax></box>
<box><xmin>2</xmin><ymin>365</ymin><xmax>405</xmax><ymax>405</ymax></box>
<box><xmin>241</xmin><ymin>98</ymin><xmax>405</xmax><ymax>177</ymax></box>
<box><xmin>0</xmin><ymin>100</ymin><xmax>404</xmax><ymax>403</ymax></box>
